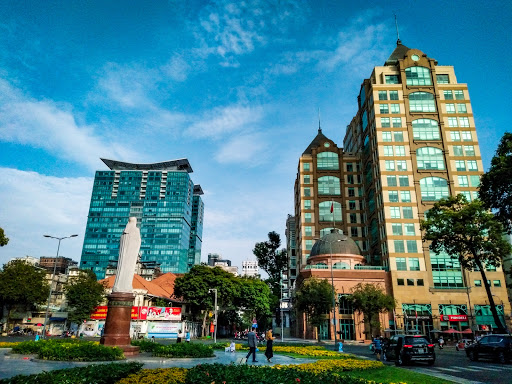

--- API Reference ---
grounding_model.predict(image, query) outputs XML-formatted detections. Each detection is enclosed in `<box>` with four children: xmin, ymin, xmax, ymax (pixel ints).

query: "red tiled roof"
<box><xmin>99</xmin><ymin>273</ymin><xmax>179</xmax><ymax>299</ymax></box>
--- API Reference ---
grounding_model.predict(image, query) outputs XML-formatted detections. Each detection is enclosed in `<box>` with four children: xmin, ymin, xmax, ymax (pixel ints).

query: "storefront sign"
<box><xmin>90</xmin><ymin>306</ymin><xmax>171</xmax><ymax>320</ymax></box>
<box><xmin>147</xmin><ymin>307</ymin><xmax>182</xmax><ymax>321</ymax></box>
<box><xmin>441</xmin><ymin>315</ymin><xmax>468</xmax><ymax>321</ymax></box>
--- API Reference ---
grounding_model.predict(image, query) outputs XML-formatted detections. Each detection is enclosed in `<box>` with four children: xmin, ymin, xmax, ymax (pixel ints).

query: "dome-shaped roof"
<box><xmin>310</xmin><ymin>229</ymin><xmax>361</xmax><ymax>257</ymax></box>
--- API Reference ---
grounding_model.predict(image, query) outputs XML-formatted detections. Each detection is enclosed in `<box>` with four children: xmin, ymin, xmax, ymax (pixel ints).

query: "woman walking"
<box><xmin>265</xmin><ymin>328</ymin><xmax>275</xmax><ymax>363</ymax></box>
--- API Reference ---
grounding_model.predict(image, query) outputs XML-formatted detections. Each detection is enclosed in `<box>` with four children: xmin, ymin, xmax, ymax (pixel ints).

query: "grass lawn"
<box><xmin>346</xmin><ymin>366</ymin><xmax>457</xmax><ymax>384</ymax></box>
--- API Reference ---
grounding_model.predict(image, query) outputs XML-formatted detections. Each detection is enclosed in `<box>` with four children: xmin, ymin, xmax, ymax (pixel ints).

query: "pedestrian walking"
<box><xmin>265</xmin><ymin>328</ymin><xmax>275</xmax><ymax>363</ymax></box>
<box><xmin>438</xmin><ymin>336</ymin><xmax>445</xmax><ymax>349</ymax></box>
<box><xmin>373</xmin><ymin>336</ymin><xmax>382</xmax><ymax>360</ymax></box>
<box><xmin>185</xmin><ymin>330</ymin><xmax>191</xmax><ymax>342</ymax></box>
<box><xmin>177</xmin><ymin>329</ymin><xmax>183</xmax><ymax>343</ymax></box>
<box><xmin>245</xmin><ymin>327</ymin><xmax>258</xmax><ymax>363</ymax></box>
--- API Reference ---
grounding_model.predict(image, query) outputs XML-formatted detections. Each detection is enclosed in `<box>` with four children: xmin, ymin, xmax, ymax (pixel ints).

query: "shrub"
<box><xmin>116</xmin><ymin>368</ymin><xmax>187</xmax><ymax>384</ymax></box>
<box><xmin>130</xmin><ymin>339</ymin><xmax>164</xmax><ymax>353</ymax></box>
<box><xmin>0</xmin><ymin>362</ymin><xmax>143</xmax><ymax>384</ymax></box>
<box><xmin>152</xmin><ymin>343</ymin><xmax>214</xmax><ymax>358</ymax></box>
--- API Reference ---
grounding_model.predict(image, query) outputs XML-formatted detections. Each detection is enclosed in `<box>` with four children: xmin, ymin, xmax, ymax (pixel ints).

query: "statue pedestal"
<box><xmin>100</xmin><ymin>292</ymin><xmax>140</xmax><ymax>356</ymax></box>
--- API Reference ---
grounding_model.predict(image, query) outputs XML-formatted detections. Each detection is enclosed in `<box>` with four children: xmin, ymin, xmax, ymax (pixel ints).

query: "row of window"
<box><xmin>394</xmin><ymin>240</ymin><xmax>418</xmax><ymax>253</ymax></box>
<box><xmin>379</xmin><ymin>103</ymin><xmax>401</xmax><ymax>114</ymax></box>
<box><xmin>389</xmin><ymin>191</ymin><xmax>412</xmax><ymax>203</ymax></box>
<box><xmin>391</xmin><ymin>223</ymin><xmax>416</xmax><ymax>236</ymax></box>
<box><xmin>384</xmin><ymin>72</ymin><xmax>451</xmax><ymax>85</ymax></box>
<box><xmin>397</xmin><ymin>278</ymin><xmax>424</xmax><ymax>286</ymax></box>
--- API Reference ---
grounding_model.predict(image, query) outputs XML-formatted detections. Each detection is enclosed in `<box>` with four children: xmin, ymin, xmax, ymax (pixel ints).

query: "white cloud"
<box><xmin>214</xmin><ymin>133</ymin><xmax>268</xmax><ymax>164</ymax></box>
<box><xmin>0</xmin><ymin>168</ymin><xmax>92</xmax><ymax>266</ymax></box>
<box><xmin>0</xmin><ymin>78</ymin><xmax>136</xmax><ymax>170</ymax></box>
<box><xmin>160</xmin><ymin>54</ymin><xmax>191</xmax><ymax>82</ymax></box>
<box><xmin>186</xmin><ymin>105</ymin><xmax>264</xmax><ymax>139</ymax></box>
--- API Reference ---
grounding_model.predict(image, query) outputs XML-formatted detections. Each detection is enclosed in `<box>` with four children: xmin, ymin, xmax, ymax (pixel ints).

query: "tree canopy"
<box><xmin>420</xmin><ymin>194</ymin><xmax>511</xmax><ymax>333</ymax></box>
<box><xmin>350</xmin><ymin>283</ymin><xmax>395</xmax><ymax>339</ymax></box>
<box><xmin>0</xmin><ymin>260</ymin><xmax>49</xmax><ymax>325</ymax></box>
<box><xmin>294</xmin><ymin>278</ymin><xmax>333</xmax><ymax>341</ymax></box>
<box><xmin>480</xmin><ymin>132</ymin><xmax>512</xmax><ymax>232</ymax></box>
<box><xmin>0</xmin><ymin>227</ymin><xmax>8</xmax><ymax>247</ymax></box>
<box><xmin>253</xmin><ymin>231</ymin><xmax>288</xmax><ymax>282</ymax></box>
<box><xmin>65</xmin><ymin>269</ymin><xmax>105</xmax><ymax>324</ymax></box>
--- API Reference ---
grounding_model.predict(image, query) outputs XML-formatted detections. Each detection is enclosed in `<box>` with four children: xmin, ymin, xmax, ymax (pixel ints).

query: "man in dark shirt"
<box><xmin>245</xmin><ymin>327</ymin><xmax>258</xmax><ymax>363</ymax></box>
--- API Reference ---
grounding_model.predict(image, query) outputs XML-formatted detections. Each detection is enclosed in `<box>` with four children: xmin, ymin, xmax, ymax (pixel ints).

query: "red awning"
<box><xmin>443</xmin><ymin>328</ymin><xmax>461</xmax><ymax>333</ymax></box>
<box><xmin>461</xmin><ymin>328</ymin><xmax>473</xmax><ymax>334</ymax></box>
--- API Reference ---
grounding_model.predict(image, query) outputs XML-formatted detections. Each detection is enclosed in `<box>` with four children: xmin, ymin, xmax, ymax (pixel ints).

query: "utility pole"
<box><xmin>281</xmin><ymin>272</ymin><xmax>284</xmax><ymax>342</ymax></box>
<box><xmin>209</xmin><ymin>288</ymin><xmax>218</xmax><ymax>343</ymax></box>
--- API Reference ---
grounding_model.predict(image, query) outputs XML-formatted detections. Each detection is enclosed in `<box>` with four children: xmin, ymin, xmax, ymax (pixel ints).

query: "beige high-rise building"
<box><xmin>294</xmin><ymin>41</ymin><xmax>510</xmax><ymax>340</ymax></box>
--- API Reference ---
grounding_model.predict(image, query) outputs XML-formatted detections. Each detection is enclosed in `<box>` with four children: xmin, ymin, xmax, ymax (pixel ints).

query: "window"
<box><xmin>412</xmin><ymin>119</ymin><xmax>440</xmax><ymax>140</ymax></box>
<box><xmin>446</xmin><ymin>103</ymin><xmax>456</xmax><ymax>113</ymax></box>
<box><xmin>493</xmin><ymin>280</ymin><xmax>501</xmax><ymax>287</ymax></box>
<box><xmin>467</xmin><ymin>160</ymin><xmax>478</xmax><ymax>171</ymax></box>
<box><xmin>305</xmin><ymin>213</ymin><xmax>312</xmax><ymax>223</ymax></box>
<box><xmin>409</xmin><ymin>92</ymin><xmax>436</xmax><ymax>112</ymax></box>
<box><xmin>405</xmin><ymin>66</ymin><xmax>432</xmax><ymax>85</ymax></box>
<box><xmin>396</xmin><ymin>257</ymin><xmax>407</xmax><ymax>270</ymax></box>
<box><xmin>382</xmin><ymin>131</ymin><xmax>392</xmax><ymax>141</ymax></box>
<box><xmin>450</xmin><ymin>131</ymin><xmax>461</xmax><ymax>141</ymax></box>
<box><xmin>417</xmin><ymin>279</ymin><xmax>424</xmax><ymax>286</ymax></box>
<box><xmin>448</xmin><ymin>117</ymin><xmax>458</xmax><ymax>127</ymax></box>
<box><xmin>404</xmin><ymin>223</ymin><xmax>415</xmax><ymax>235</ymax></box>
<box><xmin>407</xmin><ymin>240</ymin><xmax>418</xmax><ymax>253</ymax></box>
<box><xmin>399</xmin><ymin>175</ymin><xmax>409</xmax><ymax>186</ymax></box>
<box><xmin>437</xmin><ymin>74</ymin><xmax>449</xmax><ymax>84</ymax></box>
<box><xmin>407</xmin><ymin>279</ymin><xmax>415</xmax><ymax>286</ymax></box>
<box><xmin>397</xmin><ymin>278</ymin><xmax>405</xmax><ymax>286</ymax></box>
<box><xmin>389</xmin><ymin>191</ymin><xmax>399</xmax><ymax>202</ymax></box>
<box><xmin>457</xmin><ymin>104</ymin><xmax>467</xmax><ymax>113</ymax></box>
<box><xmin>443</xmin><ymin>90</ymin><xmax>453</xmax><ymax>100</ymax></box>
<box><xmin>396</xmin><ymin>160</ymin><xmax>407</xmax><ymax>171</ymax></box>
<box><xmin>385</xmin><ymin>75</ymin><xmax>400</xmax><ymax>84</ymax></box>
<box><xmin>347</xmin><ymin>175</ymin><xmax>354</xmax><ymax>184</ymax></box>
<box><xmin>461</xmin><ymin>191</ymin><xmax>472</xmax><ymax>201</ymax></box>
<box><xmin>380</xmin><ymin>104</ymin><xmax>389</xmax><ymax>114</ymax></box>
<box><xmin>348</xmin><ymin>187</ymin><xmax>355</xmax><ymax>197</ymax></box>
<box><xmin>390</xmin><ymin>207</ymin><xmax>401</xmax><ymax>218</ymax></box>
<box><xmin>455</xmin><ymin>160</ymin><xmax>466</xmax><ymax>171</ymax></box>
<box><xmin>417</xmin><ymin>147</ymin><xmax>445</xmax><ymax>170</ymax></box>
<box><xmin>305</xmin><ymin>240</ymin><xmax>313</xmax><ymax>250</ymax></box>
<box><xmin>384</xmin><ymin>146</ymin><xmax>394</xmax><ymax>156</ymax></box>
<box><xmin>394</xmin><ymin>240</ymin><xmax>405</xmax><ymax>253</ymax></box>
<box><xmin>392</xmin><ymin>223</ymin><xmax>403</xmax><ymax>235</ymax></box>
<box><xmin>390</xmin><ymin>104</ymin><xmax>400</xmax><ymax>114</ymax></box>
<box><xmin>349</xmin><ymin>213</ymin><xmax>357</xmax><ymax>223</ymax></box>
<box><xmin>346</xmin><ymin>163</ymin><xmax>353</xmax><ymax>172</ymax></box>
<box><xmin>431</xmin><ymin>250</ymin><xmax>464</xmax><ymax>288</ymax></box>
<box><xmin>387</xmin><ymin>176</ymin><xmax>397</xmax><ymax>186</ymax></box>
<box><xmin>420</xmin><ymin>177</ymin><xmax>449</xmax><ymax>201</ymax></box>
<box><xmin>318</xmin><ymin>176</ymin><xmax>341</xmax><ymax>195</ymax></box>
<box><xmin>349</xmin><ymin>200</ymin><xmax>357</xmax><ymax>210</ymax></box>
<box><xmin>395</xmin><ymin>146</ymin><xmax>406</xmax><ymax>156</ymax></box>
<box><xmin>400</xmin><ymin>191</ymin><xmax>411</xmax><ymax>202</ymax></box>
<box><xmin>385</xmin><ymin>160</ymin><xmax>395</xmax><ymax>171</ymax></box>
<box><xmin>304</xmin><ymin>188</ymin><xmax>311</xmax><ymax>197</ymax></box>
<box><xmin>470</xmin><ymin>175</ymin><xmax>480</xmax><ymax>187</ymax></box>
<box><xmin>304</xmin><ymin>175</ymin><xmax>311</xmax><ymax>184</ymax></box>
<box><xmin>378</xmin><ymin>91</ymin><xmax>388</xmax><ymax>100</ymax></box>
<box><xmin>319</xmin><ymin>201</ymin><xmax>342</xmax><ymax>221</ymax></box>
<box><xmin>461</xmin><ymin>131</ymin><xmax>472</xmax><ymax>141</ymax></box>
<box><xmin>304</xmin><ymin>200</ymin><xmax>313</xmax><ymax>211</ymax></box>
<box><xmin>454</xmin><ymin>90</ymin><xmax>464</xmax><ymax>100</ymax></box>
<box><xmin>303</xmin><ymin>163</ymin><xmax>310</xmax><ymax>171</ymax></box>
<box><xmin>403</xmin><ymin>207</ymin><xmax>414</xmax><ymax>219</ymax></box>
<box><xmin>464</xmin><ymin>145</ymin><xmax>475</xmax><ymax>156</ymax></box>
<box><xmin>459</xmin><ymin>117</ymin><xmax>470</xmax><ymax>127</ymax></box>
<box><xmin>458</xmin><ymin>175</ymin><xmax>469</xmax><ymax>187</ymax></box>
<box><xmin>394</xmin><ymin>131</ymin><xmax>404</xmax><ymax>141</ymax></box>
<box><xmin>389</xmin><ymin>90</ymin><xmax>399</xmax><ymax>100</ymax></box>
<box><xmin>317</xmin><ymin>152</ymin><xmax>339</xmax><ymax>170</ymax></box>
<box><xmin>392</xmin><ymin>117</ymin><xmax>401</xmax><ymax>127</ymax></box>
<box><xmin>474</xmin><ymin>280</ymin><xmax>482</xmax><ymax>287</ymax></box>
<box><xmin>453</xmin><ymin>145</ymin><xmax>463</xmax><ymax>156</ymax></box>
<box><xmin>305</xmin><ymin>226</ymin><xmax>312</xmax><ymax>236</ymax></box>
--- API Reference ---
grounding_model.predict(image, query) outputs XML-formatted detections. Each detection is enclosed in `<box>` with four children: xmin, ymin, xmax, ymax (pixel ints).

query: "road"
<box><xmin>342</xmin><ymin>342</ymin><xmax>511</xmax><ymax>384</ymax></box>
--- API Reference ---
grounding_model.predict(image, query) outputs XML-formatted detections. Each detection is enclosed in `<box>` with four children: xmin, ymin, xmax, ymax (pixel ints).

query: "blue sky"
<box><xmin>1</xmin><ymin>0</ymin><xmax>511</xmax><ymax>270</ymax></box>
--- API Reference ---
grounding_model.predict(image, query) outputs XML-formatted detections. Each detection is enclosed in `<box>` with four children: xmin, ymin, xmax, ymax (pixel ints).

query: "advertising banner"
<box><xmin>147</xmin><ymin>307</ymin><xmax>182</xmax><ymax>321</ymax></box>
<box><xmin>147</xmin><ymin>321</ymin><xmax>181</xmax><ymax>338</ymax></box>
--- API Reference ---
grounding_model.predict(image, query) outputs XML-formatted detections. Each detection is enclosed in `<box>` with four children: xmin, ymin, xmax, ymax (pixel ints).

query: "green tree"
<box><xmin>421</xmin><ymin>195</ymin><xmax>512</xmax><ymax>333</ymax></box>
<box><xmin>0</xmin><ymin>227</ymin><xmax>8</xmax><ymax>247</ymax></box>
<box><xmin>253</xmin><ymin>231</ymin><xmax>288</xmax><ymax>283</ymax></box>
<box><xmin>480</xmin><ymin>132</ymin><xmax>512</xmax><ymax>232</ymax></box>
<box><xmin>294</xmin><ymin>278</ymin><xmax>333</xmax><ymax>342</ymax></box>
<box><xmin>350</xmin><ymin>283</ymin><xmax>395</xmax><ymax>339</ymax></box>
<box><xmin>65</xmin><ymin>269</ymin><xmax>105</xmax><ymax>324</ymax></box>
<box><xmin>0</xmin><ymin>260</ymin><xmax>49</xmax><ymax>328</ymax></box>
<box><xmin>174</xmin><ymin>265</ymin><xmax>239</xmax><ymax>336</ymax></box>
<box><xmin>236</xmin><ymin>277</ymin><xmax>272</xmax><ymax>329</ymax></box>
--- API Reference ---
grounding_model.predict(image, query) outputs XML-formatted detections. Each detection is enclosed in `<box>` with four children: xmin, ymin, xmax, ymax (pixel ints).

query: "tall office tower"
<box><xmin>241</xmin><ymin>260</ymin><xmax>259</xmax><ymax>277</ymax></box>
<box><xmin>343</xmin><ymin>41</ymin><xmax>509</xmax><ymax>334</ymax></box>
<box><xmin>294</xmin><ymin>128</ymin><xmax>363</xmax><ymax>271</ymax></box>
<box><xmin>80</xmin><ymin>158</ymin><xmax>204</xmax><ymax>279</ymax></box>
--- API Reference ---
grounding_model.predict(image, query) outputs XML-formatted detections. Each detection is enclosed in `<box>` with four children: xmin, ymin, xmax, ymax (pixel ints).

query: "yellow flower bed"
<box><xmin>280</xmin><ymin>358</ymin><xmax>384</xmax><ymax>374</ymax></box>
<box><xmin>116</xmin><ymin>367</ymin><xmax>187</xmax><ymax>384</ymax></box>
<box><xmin>0</xmin><ymin>342</ymin><xmax>18</xmax><ymax>348</ymax></box>
<box><xmin>272</xmin><ymin>345</ymin><xmax>348</xmax><ymax>358</ymax></box>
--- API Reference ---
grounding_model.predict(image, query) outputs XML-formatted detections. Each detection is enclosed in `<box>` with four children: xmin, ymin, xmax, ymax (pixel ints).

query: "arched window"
<box><xmin>318</xmin><ymin>176</ymin><xmax>341</xmax><ymax>195</ymax></box>
<box><xmin>313</xmin><ymin>263</ymin><xmax>328</xmax><ymax>269</ymax></box>
<box><xmin>317</xmin><ymin>152</ymin><xmax>339</xmax><ymax>170</ymax></box>
<box><xmin>417</xmin><ymin>147</ymin><xmax>445</xmax><ymax>170</ymax></box>
<box><xmin>333</xmin><ymin>262</ymin><xmax>350</xmax><ymax>270</ymax></box>
<box><xmin>405</xmin><ymin>66</ymin><xmax>432</xmax><ymax>85</ymax></box>
<box><xmin>412</xmin><ymin>119</ymin><xmax>440</xmax><ymax>140</ymax></box>
<box><xmin>319</xmin><ymin>201</ymin><xmax>342</xmax><ymax>222</ymax></box>
<box><xmin>320</xmin><ymin>227</ymin><xmax>334</xmax><ymax>237</ymax></box>
<box><xmin>420</xmin><ymin>177</ymin><xmax>449</xmax><ymax>201</ymax></box>
<box><xmin>409</xmin><ymin>92</ymin><xmax>436</xmax><ymax>112</ymax></box>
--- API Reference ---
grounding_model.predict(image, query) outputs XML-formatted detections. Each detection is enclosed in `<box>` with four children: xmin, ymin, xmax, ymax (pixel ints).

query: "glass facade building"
<box><xmin>80</xmin><ymin>158</ymin><xmax>204</xmax><ymax>279</ymax></box>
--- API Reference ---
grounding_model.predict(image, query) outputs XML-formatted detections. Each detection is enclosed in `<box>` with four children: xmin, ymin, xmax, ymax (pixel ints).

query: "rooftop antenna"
<box><xmin>318</xmin><ymin>107</ymin><xmax>322</xmax><ymax>132</ymax></box>
<box><xmin>394</xmin><ymin>14</ymin><xmax>401</xmax><ymax>45</ymax></box>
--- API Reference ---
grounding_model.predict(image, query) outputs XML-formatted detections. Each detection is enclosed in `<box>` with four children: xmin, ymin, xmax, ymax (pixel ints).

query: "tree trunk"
<box><xmin>202</xmin><ymin>310</ymin><xmax>208</xmax><ymax>337</ymax></box>
<box><xmin>475</xmin><ymin>258</ymin><xmax>506</xmax><ymax>333</ymax></box>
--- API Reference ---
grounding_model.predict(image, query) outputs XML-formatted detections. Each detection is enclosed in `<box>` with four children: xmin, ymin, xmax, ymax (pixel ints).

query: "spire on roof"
<box><xmin>318</xmin><ymin>107</ymin><xmax>322</xmax><ymax>133</ymax></box>
<box><xmin>394</xmin><ymin>14</ymin><xmax>401</xmax><ymax>46</ymax></box>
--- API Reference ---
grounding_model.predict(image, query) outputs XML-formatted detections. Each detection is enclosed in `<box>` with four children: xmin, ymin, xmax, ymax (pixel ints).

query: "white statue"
<box><xmin>112</xmin><ymin>217</ymin><xmax>141</xmax><ymax>293</ymax></box>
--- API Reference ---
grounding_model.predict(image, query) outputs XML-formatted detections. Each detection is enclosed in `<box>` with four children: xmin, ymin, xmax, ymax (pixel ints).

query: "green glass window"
<box><xmin>382</xmin><ymin>131</ymin><xmax>392</xmax><ymax>142</ymax></box>
<box><xmin>378</xmin><ymin>91</ymin><xmax>387</xmax><ymax>100</ymax></box>
<box><xmin>396</xmin><ymin>160</ymin><xmax>407</xmax><ymax>171</ymax></box>
<box><xmin>395</xmin><ymin>146</ymin><xmax>406</xmax><ymax>156</ymax></box>
<box><xmin>305</xmin><ymin>226</ymin><xmax>312</xmax><ymax>236</ymax></box>
<box><xmin>380</xmin><ymin>104</ymin><xmax>389</xmax><ymax>114</ymax></box>
<box><xmin>446</xmin><ymin>103</ymin><xmax>456</xmax><ymax>113</ymax></box>
<box><xmin>430</xmin><ymin>250</ymin><xmax>464</xmax><ymax>288</ymax></box>
<box><xmin>389</xmin><ymin>191</ymin><xmax>399</xmax><ymax>202</ymax></box>
<box><xmin>305</xmin><ymin>213</ymin><xmax>312</xmax><ymax>223</ymax></box>
<box><xmin>406</xmin><ymin>66</ymin><xmax>432</xmax><ymax>85</ymax></box>
<box><xmin>462</xmin><ymin>131</ymin><xmax>473</xmax><ymax>141</ymax></box>
<box><xmin>458</xmin><ymin>175</ymin><xmax>469</xmax><ymax>187</ymax></box>
<box><xmin>320</xmin><ymin>227</ymin><xmax>334</xmax><ymax>237</ymax></box>
<box><xmin>303</xmin><ymin>175</ymin><xmax>311</xmax><ymax>183</ymax></box>
<box><xmin>381</xmin><ymin>117</ymin><xmax>391</xmax><ymax>128</ymax></box>
<box><xmin>443</xmin><ymin>90</ymin><xmax>453</xmax><ymax>100</ymax></box>
<box><xmin>303</xmin><ymin>162</ymin><xmax>310</xmax><ymax>171</ymax></box>
<box><xmin>390</xmin><ymin>104</ymin><xmax>400</xmax><ymax>114</ymax></box>
<box><xmin>454</xmin><ymin>90</ymin><xmax>464</xmax><ymax>99</ymax></box>
<box><xmin>303</xmin><ymin>188</ymin><xmax>311</xmax><ymax>197</ymax></box>
<box><xmin>392</xmin><ymin>117</ymin><xmax>402</xmax><ymax>128</ymax></box>
<box><xmin>493</xmin><ymin>280</ymin><xmax>501</xmax><ymax>287</ymax></box>
<box><xmin>390</xmin><ymin>207</ymin><xmax>401</xmax><ymax>218</ymax></box>
<box><xmin>305</xmin><ymin>239</ymin><xmax>313</xmax><ymax>250</ymax></box>
<box><xmin>384</xmin><ymin>146</ymin><xmax>393</xmax><ymax>156</ymax></box>
<box><xmin>409</xmin><ymin>92</ymin><xmax>435</xmax><ymax>112</ymax></box>
<box><xmin>459</xmin><ymin>117</ymin><xmax>470</xmax><ymax>127</ymax></box>
<box><xmin>417</xmin><ymin>147</ymin><xmax>445</xmax><ymax>170</ymax></box>
<box><xmin>318</xmin><ymin>176</ymin><xmax>341</xmax><ymax>195</ymax></box>
<box><xmin>392</xmin><ymin>223</ymin><xmax>403</xmax><ymax>235</ymax></box>
<box><xmin>470</xmin><ymin>175</ymin><xmax>480</xmax><ymax>187</ymax></box>
<box><xmin>349</xmin><ymin>200</ymin><xmax>357</xmax><ymax>210</ymax></box>
<box><xmin>448</xmin><ymin>117</ymin><xmax>458</xmax><ymax>127</ymax></box>
<box><xmin>385</xmin><ymin>161</ymin><xmax>395</xmax><ymax>171</ymax></box>
<box><xmin>420</xmin><ymin>177</ymin><xmax>449</xmax><ymax>201</ymax></box>
<box><xmin>412</xmin><ymin>119</ymin><xmax>440</xmax><ymax>140</ymax></box>
<box><xmin>396</xmin><ymin>257</ymin><xmax>407</xmax><ymax>270</ymax></box>
<box><xmin>467</xmin><ymin>160</ymin><xmax>478</xmax><ymax>171</ymax></box>
<box><xmin>304</xmin><ymin>200</ymin><xmax>311</xmax><ymax>209</ymax></box>
<box><xmin>385</xmin><ymin>75</ymin><xmax>400</xmax><ymax>84</ymax></box>
<box><xmin>457</xmin><ymin>104</ymin><xmax>467</xmax><ymax>113</ymax></box>
<box><xmin>464</xmin><ymin>145</ymin><xmax>475</xmax><ymax>156</ymax></box>
<box><xmin>407</xmin><ymin>240</ymin><xmax>418</xmax><ymax>253</ymax></box>
<box><xmin>387</xmin><ymin>176</ymin><xmax>397</xmax><ymax>186</ymax></box>
<box><xmin>394</xmin><ymin>240</ymin><xmax>405</xmax><ymax>253</ymax></box>
<box><xmin>450</xmin><ymin>131</ymin><xmax>461</xmax><ymax>141</ymax></box>
<box><xmin>319</xmin><ymin>201</ymin><xmax>342</xmax><ymax>222</ymax></box>
<box><xmin>400</xmin><ymin>191</ymin><xmax>411</xmax><ymax>202</ymax></box>
<box><xmin>389</xmin><ymin>91</ymin><xmax>399</xmax><ymax>100</ymax></box>
<box><xmin>455</xmin><ymin>160</ymin><xmax>466</xmax><ymax>171</ymax></box>
<box><xmin>399</xmin><ymin>175</ymin><xmax>409</xmax><ymax>186</ymax></box>
<box><xmin>436</xmin><ymin>74</ymin><xmax>449</xmax><ymax>84</ymax></box>
<box><xmin>403</xmin><ymin>207</ymin><xmax>414</xmax><ymax>219</ymax></box>
<box><xmin>404</xmin><ymin>223</ymin><xmax>415</xmax><ymax>235</ymax></box>
<box><xmin>317</xmin><ymin>152</ymin><xmax>339</xmax><ymax>170</ymax></box>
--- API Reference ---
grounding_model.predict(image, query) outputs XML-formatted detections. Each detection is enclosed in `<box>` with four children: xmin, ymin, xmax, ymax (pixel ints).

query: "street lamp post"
<box><xmin>42</xmin><ymin>234</ymin><xmax>78</xmax><ymax>338</ymax></box>
<box><xmin>209</xmin><ymin>288</ymin><xmax>217</xmax><ymax>343</ymax></box>
<box><xmin>280</xmin><ymin>272</ymin><xmax>284</xmax><ymax>342</ymax></box>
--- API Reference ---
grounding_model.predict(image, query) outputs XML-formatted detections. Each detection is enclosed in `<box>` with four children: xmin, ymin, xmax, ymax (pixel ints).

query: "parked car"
<box><xmin>384</xmin><ymin>334</ymin><xmax>435</xmax><ymax>366</ymax></box>
<box><xmin>465</xmin><ymin>334</ymin><xmax>512</xmax><ymax>363</ymax></box>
